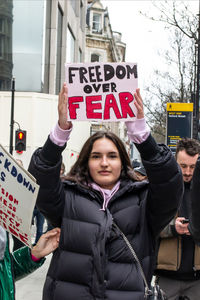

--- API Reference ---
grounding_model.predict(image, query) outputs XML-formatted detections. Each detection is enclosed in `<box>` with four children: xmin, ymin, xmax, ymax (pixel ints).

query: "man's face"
<box><xmin>176</xmin><ymin>150</ymin><xmax>199</xmax><ymax>182</ymax></box>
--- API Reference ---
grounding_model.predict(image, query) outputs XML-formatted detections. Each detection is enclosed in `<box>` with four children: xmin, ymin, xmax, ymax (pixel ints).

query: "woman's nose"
<box><xmin>101</xmin><ymin>156</ymin><xmax>108</xmax><ymax>166</ymax></box>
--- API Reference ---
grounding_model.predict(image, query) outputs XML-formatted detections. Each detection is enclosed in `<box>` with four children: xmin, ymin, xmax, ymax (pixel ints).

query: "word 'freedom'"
<box><xmin>68</xmin><ymin>64</ymin><xmax>137</xmax><ymax>84</ymax></box>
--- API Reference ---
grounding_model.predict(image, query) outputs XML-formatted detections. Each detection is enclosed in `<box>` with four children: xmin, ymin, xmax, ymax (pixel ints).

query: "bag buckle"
<box><xmin>144</xmin><ymin>286</ymin><xmax>153</xmax><ymax>299</ymax></box>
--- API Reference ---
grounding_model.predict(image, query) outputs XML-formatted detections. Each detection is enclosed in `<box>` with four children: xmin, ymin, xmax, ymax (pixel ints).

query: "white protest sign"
<box><xmin>65</xmin><ymin>62</ymin><xmax>138</xmax><ymax>122</ymax></box>
<box><xmin>0</xmin><ymin>145</ymin><xmax>39</xmax><ymax>248</ymax></box>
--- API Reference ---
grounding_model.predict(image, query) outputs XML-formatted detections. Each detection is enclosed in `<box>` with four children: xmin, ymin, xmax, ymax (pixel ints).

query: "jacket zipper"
<box><xmin>8</xmin><ymin>233</ymin><xmax>15</xmax><ymax>300</ymax></box>
<box><xmin>177</xmin><ymin>237</ymin><xmax>181</xmax><ymax>270</ymax></box>
<box><xmin>193</xmin><ymin>266</ymin><xmax>197</xmax><ymax>277</ymax></box>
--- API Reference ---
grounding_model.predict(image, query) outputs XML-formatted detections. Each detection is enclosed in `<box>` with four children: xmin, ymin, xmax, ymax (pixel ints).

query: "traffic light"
<box><xmin>15</xmin><ymin>130</ymin><xmax>26</xmax><ymax>152</ymax></box>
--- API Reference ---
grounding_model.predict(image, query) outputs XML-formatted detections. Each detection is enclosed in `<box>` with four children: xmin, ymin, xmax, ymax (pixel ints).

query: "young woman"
<box><xmin>28</xmin><ymin>84</ymin><xmax>183</xmax><ymax>300</ymax></box>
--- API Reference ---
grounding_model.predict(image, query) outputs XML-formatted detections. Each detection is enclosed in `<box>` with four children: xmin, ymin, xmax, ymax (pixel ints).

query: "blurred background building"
<box><xmin>86</xmin><ymin>0</ymin><xmax>126</xmax><ymax>139</ymax></box>
<box><xmin>0</xmin><ymin>0</ymin><xmax>134</xmax><ymax>172</ymax></box>
<box><xmin>0</xmin><ymin>0</ymin><xmax>13</xmax><ymax>90</ymax></box>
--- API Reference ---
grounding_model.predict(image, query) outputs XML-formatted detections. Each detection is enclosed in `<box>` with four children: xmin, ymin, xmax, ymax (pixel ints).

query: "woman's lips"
<box><xmin>98</xmin><ymin>171</ymin><xmax>111</xmax><ymax>175</ymax></box>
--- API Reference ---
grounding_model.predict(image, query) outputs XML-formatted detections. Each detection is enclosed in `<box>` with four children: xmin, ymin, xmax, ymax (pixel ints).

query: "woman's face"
<box><xmin>88</xmin><ymin>137</ymin><xmax>122</xmax><ymax>190</ymax></box>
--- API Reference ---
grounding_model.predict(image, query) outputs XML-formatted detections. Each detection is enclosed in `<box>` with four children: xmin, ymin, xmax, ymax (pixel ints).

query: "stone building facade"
<box><xmin>86</xmin><ymin>0</ymin><xmax>126</xmax><ymax>137</ymax></box>
<box><xmin>0</xmin><ymin>0</ymin><xmax>13</xmax><ymax>91</ymax></box>
<box><xmin>0</xmin><ymin>0</ymin><xmax>129</xmax><ymax>169</ymax></box>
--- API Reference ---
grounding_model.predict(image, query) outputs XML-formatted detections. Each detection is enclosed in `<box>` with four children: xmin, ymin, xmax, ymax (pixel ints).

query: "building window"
<box><xmin>80</xmin><ymin>0</ymin><xmax>84</xmax><ymax>31</ymax></box>
<box><xmin>70</xmin><ymin>0</ymin><xmax>78</xmax><ymax>16</ymax></box>
<box><xmin>66</xmin><ymin>26</ymin><xmax>75</xmax><ymax>63</ymax></box>
<box><xmin>0</xmin><ymin>19</ymin><xmax>4</xmax><ymax>33</ymax></box>
<box><xmin>7</xmin><ymin>36</ymin><xmax>11</xmax><ymax>61</ymax></box>
<box><xmin>70</xmin><ymin>0</ymin><xmax>76</xmax><ymax>12</ymax></box>
<box><xmin>56</xmin><ymin>5</ymin><xmax>63</xmax><ymax>94</ymax></box>
<box><xmin>0</xmin><ymin>18</ymin><xmax>5</xmax><ymax>59</ymax></box>
<box><xmin>91</xmin><ymin>53</ymin><xmax>100</xmax><ymax>62</ymax></box>
<box><xmin>0</xmin><ymin>36</ymin><xmax>4</xmax><ymax>58</ymax></box>
<box><xmin>0</xmin><ymin>79</ymin><xmax>11</xmax><ymax>91</ymax></box>
<box><xmin>0</xmin><ymin>79</ymin><xmax>5</xmax><ymax>90</ymax></box>
<box><xmin>92</xmin><ymin>13</ymin><xmax>102</xmax><ymax>33</ymax></box>
<box><xmin>79</xmin><ymin>48</ymin><xmax>82</xmax><ymax>62</ymax></box>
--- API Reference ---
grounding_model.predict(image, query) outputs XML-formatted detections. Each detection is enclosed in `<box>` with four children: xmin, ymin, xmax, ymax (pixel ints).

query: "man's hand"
<box><xmin>175</xmin><ymin>217</ymin><xmax>190</xmax><ymax>235</ymax></box>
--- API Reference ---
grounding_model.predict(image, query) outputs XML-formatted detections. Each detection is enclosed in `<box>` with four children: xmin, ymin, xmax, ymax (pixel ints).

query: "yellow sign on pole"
<box><xmin>167</xmin><ymin>103</ymin><xmax>193</xmax><ymax>112</ymax></box>
<box><xmin>166</xmin><ymin>102</ymin><xmax>193</xmax><ymax>154</ymax></box>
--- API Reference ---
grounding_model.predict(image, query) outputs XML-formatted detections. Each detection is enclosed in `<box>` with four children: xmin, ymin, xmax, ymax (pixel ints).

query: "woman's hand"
<box><xmin>134</xmin><ymin>88</ymin><xmax>144</xmax><ymax>119</ymax></box>
<box><xmin>58</xmin><ymin>83</ymin><xmax>72</xmax><ymax>130</ymax></box>
<box><xmin>31</xmin><ymin>227</ymin><xmax>61</xmax><ymax>259</ymax></box>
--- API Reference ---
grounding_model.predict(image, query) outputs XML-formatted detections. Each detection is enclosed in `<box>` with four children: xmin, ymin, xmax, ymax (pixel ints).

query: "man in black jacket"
<box><xmin>155</xmin><ymin>138</ymin><xmax>200</xmax><ymax>300</ymax></box>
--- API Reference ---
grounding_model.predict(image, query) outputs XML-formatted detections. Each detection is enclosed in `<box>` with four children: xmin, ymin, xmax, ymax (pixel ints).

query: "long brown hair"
<box><xmin>65</xmin><ymin>131</ymin><xmax>139</xmax><ymax>186</ymax></box>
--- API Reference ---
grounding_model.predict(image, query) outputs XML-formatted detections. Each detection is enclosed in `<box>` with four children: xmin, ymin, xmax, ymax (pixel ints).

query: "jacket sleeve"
<box><xmin>135</xmin><ymin>134</ymin><xmax>183</xmax><ymax>237</ymax></box>
<box><xmin>159</xmin><ymin>218</ymin><xmax>178</xmax><ymax>238</ymax></box>
<box><xmin>159</xmin><ymin>211</ymin><xmax>179</xmax><ymax>238</ymax></box>
<box><xmin>188</xmin><ymin>159</ymin><xmax>200</xmax><ymax>245</ymax></box>
<box><xmin>28</xmin><ymin>136</ymin><xmax>66</xmax><ymax>227</ymax></box>
<box><xmin>13</xmin><ymin>246</ymin><xmax>45</xmax><ymax>281</ymax></box>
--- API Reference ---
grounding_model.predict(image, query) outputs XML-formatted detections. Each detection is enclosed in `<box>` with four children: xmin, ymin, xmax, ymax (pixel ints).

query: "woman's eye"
<box><xmin>91</xmin><ymin>155</ymin><xmax>100</xmax><ymax>159</ymax></box>
<box><xmin>109</xmin><ymin>154</ymin><xmax>117</xmax><ymax>158</ymax></box>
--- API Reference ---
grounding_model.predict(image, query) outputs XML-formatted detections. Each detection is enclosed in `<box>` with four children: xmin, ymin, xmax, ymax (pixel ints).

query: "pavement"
<box><xmin>15</xmin><ymin>255</ymin><xmax>51</xmax><ymax>300</ymax></box>
<box><xmin>15</xmin><ymin>254</ymin><xmax>51</xmax><ymax>300</ymax></box>
<box><xmin>12</xmin><ymin>223</ymin><xmax>51</xmax><ymax>300</ymax></box>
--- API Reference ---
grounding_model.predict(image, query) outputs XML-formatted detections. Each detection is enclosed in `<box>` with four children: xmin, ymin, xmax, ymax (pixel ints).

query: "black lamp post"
<box><xmin>194</xmin><ymin>0</ymin><xmax>200</xmax><ymax>140</ymax></box>
<box><xmin>9</xmin><ymin>77</ymin><xmax>15</xmax><ymax>155</ymax></box>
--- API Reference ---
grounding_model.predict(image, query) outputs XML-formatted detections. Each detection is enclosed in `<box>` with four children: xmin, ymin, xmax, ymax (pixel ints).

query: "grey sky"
<box><xmin>101</xmin><ymin>1</ymin><xmax>198</xmax><ymax>90</ymax></box>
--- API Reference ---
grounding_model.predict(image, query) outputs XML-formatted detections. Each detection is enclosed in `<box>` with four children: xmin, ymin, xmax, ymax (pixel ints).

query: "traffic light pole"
<box><xmin>9</xmin><ymin>77</ymin><xmax>15</xmax><ymax>155</ymax></box>
<box><xmin>194</xmin><ymin>1</ymin><xmax>200</xmax><ymax>139</ymax></box>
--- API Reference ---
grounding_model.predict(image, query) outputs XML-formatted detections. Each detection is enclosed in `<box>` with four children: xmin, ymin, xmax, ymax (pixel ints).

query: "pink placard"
<box><xmin>65</xmin><ymin>62</ymin><xmax>138</xmax><ymax>122</ymax></box>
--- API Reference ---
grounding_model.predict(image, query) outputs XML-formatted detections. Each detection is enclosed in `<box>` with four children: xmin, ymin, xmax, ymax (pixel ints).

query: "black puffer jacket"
<box><xmin>189</xmin><ymin>158</ymin><xmax>200</xmax><ymax>245</ymax></box>
<box><xmin>28</xmin><ymin>134</ymin><xmax>183</xmax><ymax>300</ymax></box>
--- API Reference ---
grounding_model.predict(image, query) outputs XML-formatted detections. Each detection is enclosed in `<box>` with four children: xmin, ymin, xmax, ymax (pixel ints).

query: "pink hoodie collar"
<box><xmin>90</xmin><ymin>181</ymin><xmax>120</xmax><ymax>210</ymax></box>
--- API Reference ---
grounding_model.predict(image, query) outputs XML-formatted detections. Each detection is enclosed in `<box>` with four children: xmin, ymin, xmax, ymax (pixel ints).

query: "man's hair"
<box><xmin>175</xmin><ymin>138</ymin><xmax>200</xmax><ymax>158</ymax></box>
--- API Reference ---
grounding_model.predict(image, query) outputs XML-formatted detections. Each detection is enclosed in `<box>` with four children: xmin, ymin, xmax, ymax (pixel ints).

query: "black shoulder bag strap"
<box><xmin>113</xmin><ymin>222</ymin><xmax>152</xmax><ymax>299</ymax></box>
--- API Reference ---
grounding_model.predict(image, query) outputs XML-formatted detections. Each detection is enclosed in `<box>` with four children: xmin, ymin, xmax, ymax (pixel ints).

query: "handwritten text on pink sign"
<box><xmin>65</xmin><ymin>63</ymin><xmax>138</xmax><ymax>122</ymax></box>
